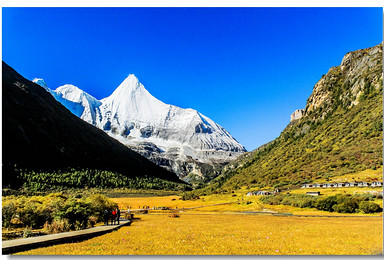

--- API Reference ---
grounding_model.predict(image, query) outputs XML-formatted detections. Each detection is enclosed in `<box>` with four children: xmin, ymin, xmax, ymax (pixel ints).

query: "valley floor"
<box><xmin>14</xmin><ymin>192</ymin><xmax>383</xmax><ymax>255</ymax></box>
<box><xmin>16</xmin><ymin>213</ymin><xmax>382</xmax><ymax>255</ymax></box>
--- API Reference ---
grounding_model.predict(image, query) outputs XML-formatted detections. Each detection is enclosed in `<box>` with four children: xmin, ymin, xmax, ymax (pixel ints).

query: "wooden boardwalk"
<box><xmin>2</xmin><ymin>218</ymin><xmax>131</xmax><ymax>254</ymax></box>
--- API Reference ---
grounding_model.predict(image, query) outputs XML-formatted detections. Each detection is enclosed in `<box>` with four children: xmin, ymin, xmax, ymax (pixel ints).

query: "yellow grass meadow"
<box><xmin>113</xmin><ymin>193</ymin><xmax>383</xmax><ymax>216</ymax></box>
<box><xmin>112</xmin><ymin>193</ymin><xmax>248</xmax><ymax>211</ymax></box>
<box><xmin>325</xmin><ymin>167</ymin><xmax>383</xmax><ymax>183</ymax></box>
<box><xmin>16</xmin><ymin>213</ymin><xmax>382</xmax><ymax>255</ymax></box>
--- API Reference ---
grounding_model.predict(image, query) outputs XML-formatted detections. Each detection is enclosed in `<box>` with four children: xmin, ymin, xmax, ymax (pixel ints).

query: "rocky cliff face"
<box><xmin>305</xmin><ymin>43</ymin><xmax>383</xmax><ymax>119</ymax></box>
<box><xmin>290</xmin><ymin>43</ymin><xmax>383</xmax><ymax>122</ymax></box>
<box><xmin>290</xmin><ymin>109</ymin><xmax>304</xmax><ymax>122</ymax></box>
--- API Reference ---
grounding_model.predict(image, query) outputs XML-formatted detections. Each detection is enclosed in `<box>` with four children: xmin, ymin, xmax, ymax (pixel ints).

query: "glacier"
<box><xmin>33</xmin><ymin>75</ymin><xmax>246</xmax><ymax>181</ymax></box>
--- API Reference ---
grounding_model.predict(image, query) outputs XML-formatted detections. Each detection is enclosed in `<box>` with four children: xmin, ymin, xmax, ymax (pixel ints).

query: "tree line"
<box><xmin>13</xmin><ymin>168</ymin><xmax>189</xmax><ymax>192</ymax></box>
<box><xmin>259</xmin><ymin>193</ymin><xmax>382</xmax><ymax>214</ymax></box>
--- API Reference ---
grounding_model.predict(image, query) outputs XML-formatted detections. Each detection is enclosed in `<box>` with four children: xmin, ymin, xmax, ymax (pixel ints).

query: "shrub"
<box><xmin>281</xmin><ymin>197</ymin><xmax>293</xmax><ymax>206</ymax></box>
<box><xmin>56</xmin><ymin>199</ymin><xmax>94</xmax><ymax>230</ymax></box>
<box><xmin>315</xmin><ymin>196</ymin><xmax>338</xmax><ymax>212</ymax></box>
<box><xmin>332</xmin><ymin>201</ymin><xmax>358</xmax><ymax>213</ymax></box>
<box><xmin>259</xmin><ymin>193</ymin><xmax>381</xmax><ymax>214</ymax></box>
<box><xmin>85</xmin><ymin>194</ymin><xmax>117</xmax><ymax>218</ymax></box>
<box><xmin>331</xmin><ymin>195</ymin><xmax>360</xmax><ymax>213</ymax></box>
<box><xmin>88</xmin><ymin>216</ymin><xmax>98</xmax><ymax>228</ymax></box>
<box><xmin>17</xmin><ymin>199</ymin><xmax>52</xmax><ymax>228</ymax></box>
<box><xmin>357</xmin><ymin>193</ymin><xmax>375</xmax><ymax>201</ymax></box>
<box><xmin>2</xmin><ymin>194</ymin><xmax>119</xmax><ymax>232</ymax></box>
<box><xmin>181</xmin><ymin>192</ymin><xmax>200</xmax><ymax>201</ymax></box>
<box><xmin>359</xmin><ymin>201</ymin><xmax>382</xmax><ymax>213</ymax></box>
<box><xmin>44</xmin><ymin>219</ymin><xmax>70</xmax><ymax>234</ymax></box>
<box><xmin>23</xmin><ymin>226</ymin><xmax>33</xmax><ymax>238</ymax></box>
<box><xmin>2</xmin><ymin>200</ymin><xmax>16</xmax><ymax>228</ymax></box>
<box><xmin>297</xmin><ymin>198</ymin><xmax>317</xmax><ymax>208</ymax></box>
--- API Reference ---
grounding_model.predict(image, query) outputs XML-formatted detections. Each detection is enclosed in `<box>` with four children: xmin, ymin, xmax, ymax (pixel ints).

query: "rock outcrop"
<box><xmin>290</xmin><ymin>109</ymin><xmax>304</xmax><ymax>122</ymax></box>
<box><xmin>291</xmin><ymin>43</ymin><xmax>383</xmax><ymax>122</ymax></box>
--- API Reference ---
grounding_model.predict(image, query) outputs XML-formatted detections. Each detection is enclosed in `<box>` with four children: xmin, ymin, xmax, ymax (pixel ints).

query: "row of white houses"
<box><xmin>246</xmin><ymin>189</ymin><xmax>280</xmax><ymax>196</ymax></box>
<box><xmin>301</xmin><ymin>181</ymin><xmax>383</xmax><ymax>188</ymax></box>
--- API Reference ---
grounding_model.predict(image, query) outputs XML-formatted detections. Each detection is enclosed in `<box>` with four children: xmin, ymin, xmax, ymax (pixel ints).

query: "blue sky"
<box><xmin>2</xmin><ymin>7</ymin><xmax>382</xmax><ymax>150</ymax></box>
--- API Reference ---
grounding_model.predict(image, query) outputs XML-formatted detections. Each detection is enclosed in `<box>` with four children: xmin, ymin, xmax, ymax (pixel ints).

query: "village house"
<box><xmin>300</xmin><ymin>181</ymin><xmax>380</xmax><ymax>189</ymax></box>
<box><xmin>371</xmin><ymin>182</ymin><xmax>383</xmax><ymax>187</ymax></box>
<box><xmin>257</xmin><ymin>191</ymin><xmax>272</xmax><ymax>195</ymax></box>
<box><xmin>247</xmin><ymin>190</ymin><xmax>279</xmax><ymax>196</ymax></box>
<box><xmin>306</xmin><ymin>191</ymin><xmax>321</xmax><ymax>196</ymax></box>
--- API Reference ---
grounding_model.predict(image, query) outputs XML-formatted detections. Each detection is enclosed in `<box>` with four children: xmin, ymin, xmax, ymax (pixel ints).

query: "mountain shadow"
<box><xmin>2</xmin><ymin>61</ymin><xmax>183</xmax><ymax>188</ymax></box>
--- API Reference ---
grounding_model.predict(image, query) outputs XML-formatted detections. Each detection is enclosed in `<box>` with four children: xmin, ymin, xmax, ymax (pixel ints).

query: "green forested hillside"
<box><xmin>199</xmin><ymin>43</ymin><xmax>383</xmax><ymax>194</ymax></box>
<box><xmin>15</xmin><ymin>168</ymin><xmax>189</xmax><ymax>192</ymax></box>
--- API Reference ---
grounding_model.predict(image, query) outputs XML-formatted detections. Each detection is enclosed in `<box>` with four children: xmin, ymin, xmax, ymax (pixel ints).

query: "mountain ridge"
<box><xmin>35</xmin><ymin>73</ymin><xmax>246</xmax><ymax>182</ymax></box>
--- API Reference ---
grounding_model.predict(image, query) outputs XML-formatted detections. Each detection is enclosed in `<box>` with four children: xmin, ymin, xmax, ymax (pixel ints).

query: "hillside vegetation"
<box><xmin>2</xmin><ymin>193</ymin><xmax>117</xmax><ymax>233</ymax></box>
<box><xmin>14</xmin><ymin>168</ymin><xmax>189</xmax><ymax>192</ymax></box>
<box><xmin>199</xmin><ymin>43</ymin><xmax>383</xmax><ymax>193</ymax></box>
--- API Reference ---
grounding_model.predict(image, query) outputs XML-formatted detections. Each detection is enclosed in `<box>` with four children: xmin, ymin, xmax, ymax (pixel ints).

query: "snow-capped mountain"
<box><xmin>33</xmin><ymin>75</ymin><xmax>246</xmax><ymax>181</ymax></box>
<box><xmin>32</xmin><ymin>78</ymin><xmax>48</xmax><ymax>90</ymax></box>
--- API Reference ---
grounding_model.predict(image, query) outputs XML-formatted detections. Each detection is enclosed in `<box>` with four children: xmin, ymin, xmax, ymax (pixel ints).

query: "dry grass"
<box><xmin>112</xmin><ymin>193</ymin><xmax>246</xmax><ymax>211</ymax></box>
<box><xmin>317</xmin><ymin>167</ymin><xmax>383</xmax><ymax>183</ymax></box>
<box><xmin>12</xmin><ymin>191</ymin><xmax>384</xmax><ymax>255</ymax></box>
<box><xmin>113</xmin><ymin>192</ymin><xmax>383</xmax><ymax>216</ymax></box>
<box><xmin>16</xmin><ymin>214</ymin><xmax>383</xmax><ymax>255</ymax></box>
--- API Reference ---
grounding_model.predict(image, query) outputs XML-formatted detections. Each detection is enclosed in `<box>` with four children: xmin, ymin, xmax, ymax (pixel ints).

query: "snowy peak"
<box><xmin>32</xmin><ymin>78</ymin><xmax>50</xmax><ymax>92</ymax></box>
<box><xmin>108</xmin><ymin>74</ymin><xmax>143</xmax><ymax>98</ymax></box>
<box><xmin>55</xmin><ymin>84</ymin><xmax>86</xmax><ymax>103</ymax></box>
<box><xmin>47</xmin><ymin>84</ymin><xmax>101</xmax><ymax>121</ymax></box>
<box><xmin>39</xmin><ymin>73</ymin><xmax>246</xmax><ymax>180</ymax></box>
<box><xmin>32</xmin><ymin>78</ymin><xmax>47</xmax><ymax>88</ymax></box>
<box><xmin>54</xmin><ymin>84</ymin><xmax>100</xmax><ymax>107</ymax></box>
<box><xmin>101</xmin><ymin>74</ymin><xmax>169</xmax><ymax>124</ymax></box>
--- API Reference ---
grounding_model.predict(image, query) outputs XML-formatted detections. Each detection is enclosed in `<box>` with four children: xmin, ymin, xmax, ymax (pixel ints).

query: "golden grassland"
<box><xmin>112</xmin><ymin>192</ymin><xmax>247</xmax><ymax>211</ymax></box>
<box><xmin>113</xmin><ymin>189</ymin><xmax>383</xmax><ymax>216</ymax></box>
<box><xmin>112</xmin><ymin>192</ymin><xmax>280</xmax><ymax>214</ymax></box>
<box><xmin>17</xmin><ymin>214</ymin><xmax>383</xmax><ymax>255</ymax></box>
<box><xmin>8</xmin><ymin>170</ymin><xmax>384</xmax><ymax>256</ymax></box>
<box><xmin>317</xmin><ymin>167</ymin><xmax>383</xmax><ymax>183</ymax></box>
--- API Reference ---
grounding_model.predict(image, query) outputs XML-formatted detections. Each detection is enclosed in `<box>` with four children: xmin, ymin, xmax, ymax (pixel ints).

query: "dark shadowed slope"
<box><xmin>2</xmin><ymin>61</ymin><xmax>182</xmax><ymax>187</ymax></box>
